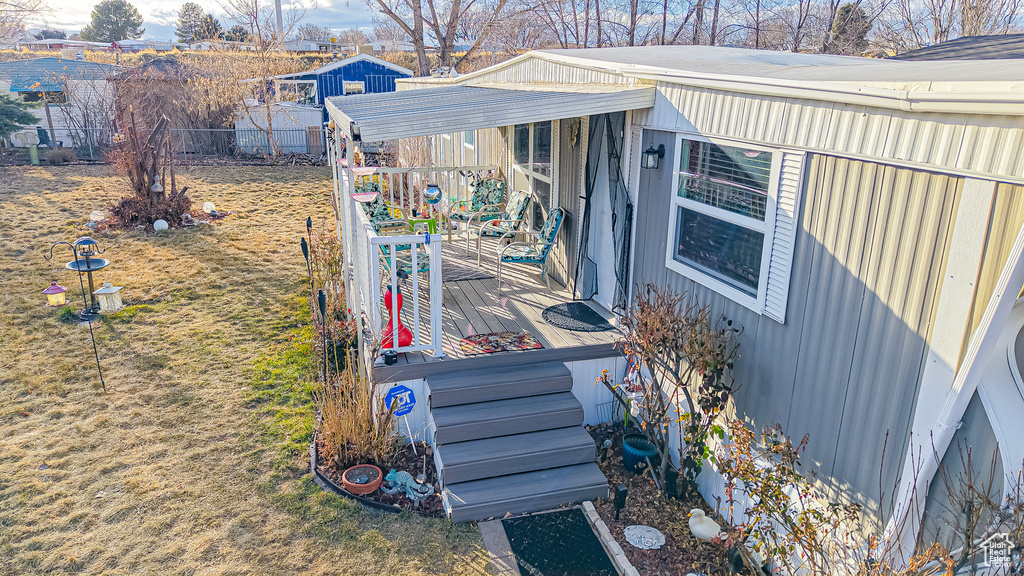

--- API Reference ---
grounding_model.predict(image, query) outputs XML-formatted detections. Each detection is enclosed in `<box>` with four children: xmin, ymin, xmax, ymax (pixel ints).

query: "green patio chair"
<box><xmin>496</xmin><ymin>207</ymin><xmax>565</xmax><ymax>292</ymax></box>
<box><xmin>446</xmin><ymin>177</ymin><xmax>507</xmax><ymax>243</ymax></box>
<box><xmin>469</xmin><ymin>189</ymin><xmax>533</xmax><ymax>265</ymax></box>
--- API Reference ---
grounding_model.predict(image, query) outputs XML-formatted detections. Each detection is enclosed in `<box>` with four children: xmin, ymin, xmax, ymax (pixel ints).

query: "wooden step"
<box><xmin>443</xmin><ymin>463</ymin><xmax>609</xmax><ymax>523</ymax></box>
<box><xmin>436</xmin><ymin>427</ymin><xmax>596</xmax><ymax>485</ymax></box>
<box><xmin>432</xmin><ymin>392</ymin><xmax>583</xmax><ymax>445</ymax></box>
<box><xmin>427</xmin><ymin>362</ymin><xmax>573</xmax><ymax>408</ymax></box>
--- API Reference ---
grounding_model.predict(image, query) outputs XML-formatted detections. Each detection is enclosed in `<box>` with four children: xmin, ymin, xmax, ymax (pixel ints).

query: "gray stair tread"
<box><xmin>439</xmin><ymin>427</ymin><xmax>594</xmax><ymax>466</ymax></box>
<box><xmin>432</xmin><ymin>392</ymin><xmax>581</xmax><ymax>428</ymax></box>
<box><xmin>427</xmin><ymin>362</ymin><xmax>571</xmax><ymax>391</ymax></box>
<box><xmin>445</xmin><ymin>463</ymin><xmax>608</xmax><ymax>520</ymax></box>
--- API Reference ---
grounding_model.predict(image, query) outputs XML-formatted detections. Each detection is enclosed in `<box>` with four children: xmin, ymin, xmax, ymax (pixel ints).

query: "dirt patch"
<box><xmin>588</xmin><ymin>422</ymin><xmax>732</xmax><ymax>576</ymax></box>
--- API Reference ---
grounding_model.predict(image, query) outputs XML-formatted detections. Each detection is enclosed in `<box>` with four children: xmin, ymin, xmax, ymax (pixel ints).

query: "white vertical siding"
<box><xmin>567</xmin><ymin>356</ymin><xmax>627</xmax><ymax>426</ymax></box>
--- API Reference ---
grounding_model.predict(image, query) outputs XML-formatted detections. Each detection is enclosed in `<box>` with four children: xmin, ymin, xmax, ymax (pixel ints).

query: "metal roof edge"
<box><xmin>534</xmin><ymin>51</ymin><xmax>1024</xmax><ymax>116</ymax></box>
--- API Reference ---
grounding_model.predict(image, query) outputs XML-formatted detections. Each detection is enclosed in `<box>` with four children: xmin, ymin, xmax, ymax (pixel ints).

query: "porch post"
<box><xmin>884</xmin><ymin>186</ymin><xmax>1024</xmax><ymax>562</ymax></box>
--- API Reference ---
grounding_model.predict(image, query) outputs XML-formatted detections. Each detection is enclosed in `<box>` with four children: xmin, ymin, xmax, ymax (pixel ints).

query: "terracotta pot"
<box><xmin>342</xmin><ymin>464</ymin><xmax>383</xmax><ymax>495</ymax></box>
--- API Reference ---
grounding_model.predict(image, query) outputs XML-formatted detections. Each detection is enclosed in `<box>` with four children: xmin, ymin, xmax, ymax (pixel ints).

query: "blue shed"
<box><xmin>272</xmin><ymin>53</ymin><xmax>414</xmax><ymax>121</ymax></box>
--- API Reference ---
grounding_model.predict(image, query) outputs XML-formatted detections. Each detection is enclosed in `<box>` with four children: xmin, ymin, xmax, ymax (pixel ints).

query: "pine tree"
<box><xmin>196</xmin><ymin>13</ymin><xmax>224</xmax><ymax>40</ymax></box>
<box><xmin>827</xmin><ymin>3</ymin><xmax>872</xmax><ymax>55</ymax></box>
<box><xmin>79</xmin><ymin>0</ymin><xmax>145</xmax><ymax>42</ymax></box>
<box><xmin>0</xmin><ymin>95</ymin><xmax>38</xmax><ymax>162</ymax></box>
<box><xmin>175</xmin><ymin>2</ymin><xmax>204</xmax><ymax>43</ymax></box>
<box><xmin>224</xmin><ymin>24</ymin><xmax>249</xmax><ymax>42</ymax></box>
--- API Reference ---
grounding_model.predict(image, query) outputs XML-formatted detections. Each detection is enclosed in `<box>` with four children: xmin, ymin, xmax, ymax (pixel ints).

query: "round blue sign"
<box><xmin>384</xmin><ymin>385</ymin><xmax>416</xmax><ymax>417</ymax></box>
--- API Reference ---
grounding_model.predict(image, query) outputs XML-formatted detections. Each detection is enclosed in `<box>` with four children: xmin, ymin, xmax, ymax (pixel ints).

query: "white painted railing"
<box><xmin>339</xmin><ymin>165</ymin><xmax>447</xmax><ymax>360</ymax></box>
<box><xmin>371</xmin><ymin>165</ymin><xmax>499</xmax><ymax>220</ymax></box>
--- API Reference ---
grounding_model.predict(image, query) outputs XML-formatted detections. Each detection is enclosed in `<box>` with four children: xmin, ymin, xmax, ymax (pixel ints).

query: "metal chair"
<box><xmin>446</xmin><ymin>177</ymin><xmax>507</xmax><ymax>244</ymax></box>
<box><xmin>496</xmin><ymin>207</ymin><xmax>565</xmax><ymax>292</ymax></box>
<box><xmin>469</xmin><ymin>189</ymin><xmax>533</xmax><ymax>265</ymax></box>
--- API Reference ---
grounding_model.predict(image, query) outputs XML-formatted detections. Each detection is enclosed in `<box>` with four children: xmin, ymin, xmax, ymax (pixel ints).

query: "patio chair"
<box><xmin>496</xmin><ymin>207</ymin><xmax>566</xmax><ymax>293</ymax></box>
<box><xmin>359</xmin><ymin>183</ymin><xmax>407</xmax><ymax>235</ymax></box>
<box><xmin>469</xmin><ymin>189</ymin><xmax>533</xmax><ymax>265</ymax></box>
<box><xmin>446</xmin><ymin>177</ymin><xmax>507</xmax><ymax>244</ymax></box>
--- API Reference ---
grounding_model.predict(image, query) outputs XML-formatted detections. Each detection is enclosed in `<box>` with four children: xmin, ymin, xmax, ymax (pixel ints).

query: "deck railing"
<box><xmin>369</xmin><ymin>164</ymin><xmax>500</xmax><ymax>221</ymax></box>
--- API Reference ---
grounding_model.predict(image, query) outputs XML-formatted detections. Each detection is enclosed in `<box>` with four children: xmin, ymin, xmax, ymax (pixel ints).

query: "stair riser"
<box><xmin>448</xmin><ymin>484</ymin><xmax>610</xmax><ymax>523</ymax></box>
<box><xmin>434</xmin><ymin>409</ymin><xmax>583</xmax><ymax>445</ymax></box>
<box><xmin>440</xmin><ymin>444</ymin><xmax>596</xmax><ymax>485</ymax></box>
<box><xmin>430</xmin><ymin>376</ymin><xmax>573</xmax><ymax>408</ymax></box>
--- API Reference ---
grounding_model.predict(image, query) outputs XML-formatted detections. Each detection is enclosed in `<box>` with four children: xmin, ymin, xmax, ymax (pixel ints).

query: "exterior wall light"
<box><xmin>642</xmin><ymin>143</ymin><xmax>665</xmax><ymax>170</ymax></box>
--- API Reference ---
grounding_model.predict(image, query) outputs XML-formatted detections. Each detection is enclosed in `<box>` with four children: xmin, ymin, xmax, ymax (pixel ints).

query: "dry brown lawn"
<box><xmin>0</xmin><ymin>165</ymin><xmax>491</xmax><ymax>575</ymax></box>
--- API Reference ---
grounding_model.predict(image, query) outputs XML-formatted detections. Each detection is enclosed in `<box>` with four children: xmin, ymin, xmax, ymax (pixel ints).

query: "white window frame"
<box><xmin>343</xmin><ymin>81</ymin><xmax>365</xmax><ymax>95</ymax></box>
<box><xmin>664</xmin><ymin>133</ymin><xmax>781</xmax><ymax>314</ymax></box>
<box><xmin>275</xmin><ymin>79</ymin><xmax>317</xmax><ymax>105</ymax></box>
<box><xmin>511</xmin><ymin>122</ymin><xmax>554</xmax><ymax>225</ymax></box>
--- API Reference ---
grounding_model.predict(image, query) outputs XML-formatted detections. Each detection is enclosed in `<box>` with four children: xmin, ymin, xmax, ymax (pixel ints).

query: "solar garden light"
<box><xmin>613</xmin><ymin>484</ymin><xmax>628</xmax><ymax>520</ymax></box>
<box><xmin>42</xmin><ymin>281</ymin><xmax>68</xmax><ymax>306</ymax></box>
<box><xmin>641</xmin><ymin>143</ymin><xmax>665</xmax><ymax>170</ymax></box>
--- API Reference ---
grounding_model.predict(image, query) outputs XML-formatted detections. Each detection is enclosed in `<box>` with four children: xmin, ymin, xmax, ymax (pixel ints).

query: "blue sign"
<box><xmin>385</xmin><ymin>385</ymin><xmax>416</xmax><ymax>417</ymax></box>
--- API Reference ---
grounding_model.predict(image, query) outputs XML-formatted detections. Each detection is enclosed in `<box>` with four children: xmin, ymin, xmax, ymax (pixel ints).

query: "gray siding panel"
<box><xmin>633</xmin><ymin>136</ymin><xmax>960</xmax><ymax>519</ymax></box>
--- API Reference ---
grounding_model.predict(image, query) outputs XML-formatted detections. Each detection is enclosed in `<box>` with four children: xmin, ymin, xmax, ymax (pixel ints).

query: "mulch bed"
<box><xmin>314</xmin><ymin>436</ymin><xmax>445</xmax><ymax>517</ymax></box>
<box><xmin>587</xmin><ymin>422</ymin><xmax>733</xmax><ymax>576</ymax></box>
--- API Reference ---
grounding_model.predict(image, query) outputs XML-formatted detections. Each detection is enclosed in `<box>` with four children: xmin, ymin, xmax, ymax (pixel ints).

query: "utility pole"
<box><xmin>275</xmin><ymin>0</ymin><xmax>284</xmax><ymax>37</ymax></box>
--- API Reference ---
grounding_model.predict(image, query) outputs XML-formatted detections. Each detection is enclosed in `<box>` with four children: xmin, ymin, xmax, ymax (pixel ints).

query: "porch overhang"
<box><xmin>325</xmin><ymin>85</ymin><xmax>656</xmax><ymax>142</ymax></box>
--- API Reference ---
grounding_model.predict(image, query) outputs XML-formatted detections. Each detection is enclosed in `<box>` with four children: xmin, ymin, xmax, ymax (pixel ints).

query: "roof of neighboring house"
<box><xmin>0</xmin><ymin>57</ymin><xmax>121</xmax><ymax>85</ymax></box>
<box><xmin>274</xmin><ymin>53</ymin><xmax>413</xmax><ymax>80</ymax></box>
<box><xmin>404</xmin><ymin>45</ymin><xmax>1024</xmax><ymax>115</ymax></box>
<box><xmin>892</xmin><ymin>34</ymin><xmax>1024</xmax><ymax>61</ymax></box>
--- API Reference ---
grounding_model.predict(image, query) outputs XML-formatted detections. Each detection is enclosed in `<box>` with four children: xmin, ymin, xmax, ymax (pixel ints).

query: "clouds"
<box><xmin>27</xmin><ymin>0</ymin><xmax>377</xmax><ymax>39</ymax></box>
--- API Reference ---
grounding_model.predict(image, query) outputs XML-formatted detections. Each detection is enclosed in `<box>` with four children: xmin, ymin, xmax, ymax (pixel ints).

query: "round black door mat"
<box><xmin>541</xmin><ymin>302</ymin><xmax>614</xmax><ymax>332</ymax></box>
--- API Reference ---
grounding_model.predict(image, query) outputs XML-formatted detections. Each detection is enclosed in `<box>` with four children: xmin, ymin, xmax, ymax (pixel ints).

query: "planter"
<box><xmin>342</xmin><ymin>464</ymin><xmax>383</xmax><ymax>495</ymax></box>
<box><xmin>622</xmin><ymin>433</ymin><xmax>659</xmax><ymax>474</ymax></box>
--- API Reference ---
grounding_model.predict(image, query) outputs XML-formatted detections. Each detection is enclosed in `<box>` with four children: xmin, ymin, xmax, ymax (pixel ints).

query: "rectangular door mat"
<box><xmin>502</xmin><ymin>508</ymin><xmax>617</xmax><ymax>576</ymax></box>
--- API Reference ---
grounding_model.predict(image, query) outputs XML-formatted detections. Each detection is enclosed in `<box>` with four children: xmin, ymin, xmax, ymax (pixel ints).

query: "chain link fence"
<box><xmin>13</xmin><ymin>126</ymin><xmax>330</xmax><ymax>163</ymax></box>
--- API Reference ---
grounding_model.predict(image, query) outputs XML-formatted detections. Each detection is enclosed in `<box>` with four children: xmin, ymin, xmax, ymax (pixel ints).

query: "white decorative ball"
<box><xmin>153</xmin><ymin>219</ymin><xmax>169</xmax><ymax>232</ymax></box>
<box><xmin>90</xmin><ymin>210</ymin><xmax>105</xmax><ymax>222</ymax></box>
<box><xmin>203</xmin><ymin>202</ymin><xmax>216</xmax><ymax>213</ymax></box>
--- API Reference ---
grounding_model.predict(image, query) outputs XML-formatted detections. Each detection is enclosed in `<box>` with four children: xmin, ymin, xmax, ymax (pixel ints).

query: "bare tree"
<box><xmin>297</xmin><ymin>22</ymin><xmax>332</xmax><ymax>40</ymax></box>
<box><xmin>219</xmin><ymin>0</ymin><xmax>305</xmax><ymax>156</ymax></box>
<box><xmin>1</xmin><ymin>0</ymin><xmax>45</xmax><ymax>37</ymax></box>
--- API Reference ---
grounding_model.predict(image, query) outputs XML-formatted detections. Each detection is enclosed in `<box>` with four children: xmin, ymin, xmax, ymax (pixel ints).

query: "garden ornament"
<box><xmin>688</xmin><ymin>509</ymin><xmax>724</xmax><ymax>542</ymax></box>
<box><xmin>624</xmin><ymin>525</ymin><xmax>666</xmax><ymax>550</ymax></box>
<box><xmin>382</xmin><ymin>469</ymin><xmax>434</xmax><ymax>501</ymax></box>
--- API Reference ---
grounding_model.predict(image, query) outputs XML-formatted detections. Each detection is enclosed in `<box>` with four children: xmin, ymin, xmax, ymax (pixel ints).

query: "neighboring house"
<box><xmin>0</xmin><ymin>57</ymin><xmax>120</xmax><ymax>153</ymax></box>
<box><xmin>235</xmin><ymin>54</ymin><xmax>412</xmax><ymax>154</ymax></box>
<box><xmin>112</xmin><ymin>39</ymin><xmax>176</xmax><ymax>52</ymax></box>
<box><xmin>323</xmin><ymin>44</ymin><xmax>1024</xmax><ymax>549</ymax></box>
<box><xmin>894</xmin><ymin>33</ymin><xmax>1024</xmax><ymax>60</ymax></box>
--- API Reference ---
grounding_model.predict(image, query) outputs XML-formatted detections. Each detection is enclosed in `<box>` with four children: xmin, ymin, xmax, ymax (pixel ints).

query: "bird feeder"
<box><xmin>92</xmin><ymin>282</ymin><xmax>124</xmax><ymax>314</ymax></box>
<box><xmin>65</xmin><ymin>236</ymin><xmax>110</xmax><ymax>318</ymax></box>
<box><xmin>43</xmin><ymin>281</ymin><xmax>68</xmax><ymax>306</ymax></box>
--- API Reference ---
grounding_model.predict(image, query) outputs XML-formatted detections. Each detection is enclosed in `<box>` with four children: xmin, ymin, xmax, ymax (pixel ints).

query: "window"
<box><xmin>511</xmin><ymin>121</ymin><xmax>553</xmax><ymax>227</ymax></box>
<box><xmin>21</xmin><ymin>91</ymin><xmax>66</xmax><ymax>104</ymax></box>
<box><xmin>667</xmin><ymin>135</ymin><xmax>782</xmax><ymax>311</ymax></box>
<box><xmin>277</xmin><ymin>80</ymin><xmax>316</xmax><ymax>105</ymax></box>
<box><xmin>464</xmin><ymin>130</ymin><xmax>474</xmax><ymax>147</ymax></box>
<box><xmin>344</xmin><ymin>81</ymin><xmax>365</xmax><ymax>95</ymax></box>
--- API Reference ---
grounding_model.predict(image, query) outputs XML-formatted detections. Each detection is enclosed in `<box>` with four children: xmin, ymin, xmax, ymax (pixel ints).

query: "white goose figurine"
<box><xmin>688</xmin><ymin>508</ymin><xmax>724</xmax><ymax>542</ymax></box>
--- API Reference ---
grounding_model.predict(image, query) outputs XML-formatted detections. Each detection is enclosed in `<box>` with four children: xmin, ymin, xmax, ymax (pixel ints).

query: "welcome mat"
<box><xmin>503</xmin><ymin>508</ymin><xmax>618</xmax><ymax>576</ymax></box>
<box><xmin>542</xmin><ymin>302</ymin><xmax>614</xmax><ymax>332</ymax></box>
<box><xmin>459</xmin><ymin>331</ymin><xmax>544</xmax><ymax>355</ymax></box>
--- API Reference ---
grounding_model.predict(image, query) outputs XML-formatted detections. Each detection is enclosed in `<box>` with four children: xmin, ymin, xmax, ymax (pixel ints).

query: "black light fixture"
<box><xmin>641</xmin><ymin>143</ymin><xmax>665</xmax><ymax>170</ymax></box>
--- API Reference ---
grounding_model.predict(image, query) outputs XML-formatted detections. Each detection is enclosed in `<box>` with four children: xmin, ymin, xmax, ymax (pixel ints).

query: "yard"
<box><xmin>0</xmin><ymin>165</ymin><xmax>490</xmax><ymax>575</ymax></box>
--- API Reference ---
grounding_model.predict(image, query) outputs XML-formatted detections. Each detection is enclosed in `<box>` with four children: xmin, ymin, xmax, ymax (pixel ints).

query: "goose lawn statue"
<box><xmin>688</xmin><ymin>509</ymin><xmax>724</xmax><ymax>542</ymax></box>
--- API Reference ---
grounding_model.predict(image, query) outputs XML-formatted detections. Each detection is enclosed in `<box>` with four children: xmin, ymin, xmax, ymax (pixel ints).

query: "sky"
<box><xmin>26</xmin><ymin>0</ymin><xmax>377</xmax><ymax>41</ymax></box>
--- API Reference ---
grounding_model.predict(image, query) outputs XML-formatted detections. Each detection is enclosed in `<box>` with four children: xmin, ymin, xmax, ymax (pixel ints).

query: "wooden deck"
<box><xmin>385</xmin><ymin>235</ymin><xmax>619</xmax><ymax>369</ymax></box>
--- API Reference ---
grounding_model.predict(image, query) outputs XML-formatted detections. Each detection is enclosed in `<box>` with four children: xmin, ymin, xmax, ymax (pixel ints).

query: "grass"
<box><xmin>0</xmin><ymin>165</ymin><xmax>491</xmax><ymax>575</ymax></box>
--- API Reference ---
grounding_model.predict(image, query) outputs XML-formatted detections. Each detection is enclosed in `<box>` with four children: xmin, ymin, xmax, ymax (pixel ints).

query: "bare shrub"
<box><xmin>46</xmin><ymin>147</ymin><xmax>76</xmax><ymax>164</ymax></box>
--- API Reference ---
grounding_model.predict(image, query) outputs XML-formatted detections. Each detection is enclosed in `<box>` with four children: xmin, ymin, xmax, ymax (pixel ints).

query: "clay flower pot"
<box><xmin>342</xmin><ymin>464</ymin><xmax>383</xmax><ymax>495</ymax></box>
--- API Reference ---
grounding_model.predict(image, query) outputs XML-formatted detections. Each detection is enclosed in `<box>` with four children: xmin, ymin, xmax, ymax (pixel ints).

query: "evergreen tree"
<box><xmin>224</xmin><ymin>24</ymin><xmax>250</xmax><ymax>42</ymax></box>
<box><xmin>0</xmin><ymin>95</ymin><xmax>38</xmax><ymax>160</ymax></box>
<box><xmin>175</xmin><ymin>2</ymin><xmax>204</xmax><ymax>42</ymax></box>
<box><xmin>34</xmin><ymin>29</ymin><xmax>67</xmax><ymax>40</ymax></box>
<box><xmin>80</xmin><ymin>0</ymin><xmax>145</xmax><ymax>42</ymax></box>
<box><xmin>196</xmin><ymin>13</ymin><xmax>224</xmax><ymax>40</ymax></box>
<box><xmin>827</xmin><ymin>3</ymin><xmax>872</xmax><ymax>54</ymax></box>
